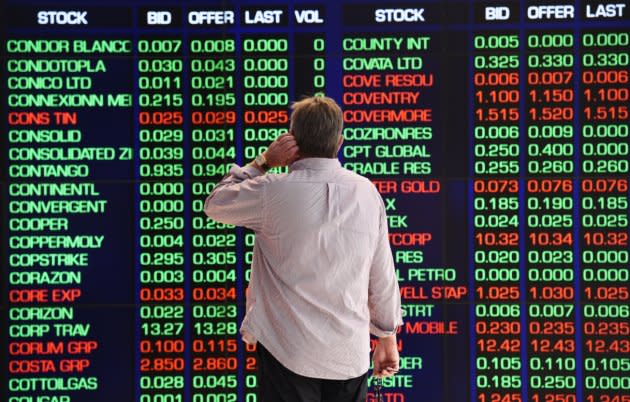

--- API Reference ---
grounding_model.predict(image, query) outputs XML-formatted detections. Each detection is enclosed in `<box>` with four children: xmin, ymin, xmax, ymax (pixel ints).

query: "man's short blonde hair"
<box><xmin>290</xmin><ymin>96</ymin><xmax>343</xmax><ymax>158</ymax></box>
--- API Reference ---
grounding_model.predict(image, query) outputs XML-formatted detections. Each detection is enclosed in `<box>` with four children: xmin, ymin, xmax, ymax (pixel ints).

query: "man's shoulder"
<box><xmin>252</xmin><ymin>171</ymin><xmax>288</xmax><ymax>185</ymax></box>
<box><xmin>274</xmin><ymin>164</ymin><xmax>379</xmax><ymax>194</ymax></box>
<box><xmin>337</xmin><ymin>167</ymin><xmax>379</xmax><ymax>190</ymax></box>
<box><xmin>338</xmin><ymin>166</ymin><xmax>371</xmax><ymax>182</ymax></box>
<box><xmin>333</xmin><ymin>168</ymin><xmax>385</xmax><ymax>208</ymax></box>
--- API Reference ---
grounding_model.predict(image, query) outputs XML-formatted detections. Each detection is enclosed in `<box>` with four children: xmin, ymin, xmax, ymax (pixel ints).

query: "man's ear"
<box><xmin>336</xmin><ymin>135</ymin><xmax>344</xmax><ymax>153</ymax></box>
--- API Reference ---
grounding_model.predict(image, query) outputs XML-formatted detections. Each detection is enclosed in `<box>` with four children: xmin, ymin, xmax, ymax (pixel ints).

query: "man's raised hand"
<box><xmin>264</xmin><ymin>132</ymin><xmax>300</xmax><ymax>168</ymax></box>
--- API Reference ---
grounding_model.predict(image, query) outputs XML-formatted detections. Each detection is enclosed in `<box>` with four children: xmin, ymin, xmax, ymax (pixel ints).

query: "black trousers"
<box><xmin>257</xmin><ymin>343</ymin><xmax>368</xmax><ymax>402</ymax></box>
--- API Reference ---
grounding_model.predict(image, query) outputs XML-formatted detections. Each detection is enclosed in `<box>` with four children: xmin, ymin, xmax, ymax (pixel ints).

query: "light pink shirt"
<box><xmin>204</xmin><ymin>157</ymin><xmax>402</xmax><ymax>379</ymax></box>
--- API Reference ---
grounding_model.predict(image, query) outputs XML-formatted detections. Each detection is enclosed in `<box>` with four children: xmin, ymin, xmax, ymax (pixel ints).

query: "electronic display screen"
<box><xmin>2</xmin><ymin>1</ymin><xmax>629</xmax><ymax>401</ymax></box>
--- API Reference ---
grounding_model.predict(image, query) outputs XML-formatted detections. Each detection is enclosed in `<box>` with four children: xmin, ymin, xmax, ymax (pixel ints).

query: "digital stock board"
<box><xmin>1</xmin><ymin>1</ymin><xmax>629</xmax><ymax>401</ymax></box>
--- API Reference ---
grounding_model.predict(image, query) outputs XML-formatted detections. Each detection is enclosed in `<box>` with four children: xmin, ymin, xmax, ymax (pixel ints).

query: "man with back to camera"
<box><xmin>204</xmin><ymin>96</ymin><xmax>403</xmax><ymax>402</ymax></box>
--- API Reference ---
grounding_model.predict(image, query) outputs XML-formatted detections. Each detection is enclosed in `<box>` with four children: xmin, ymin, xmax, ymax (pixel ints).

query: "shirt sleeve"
<box><xmin>203</xmin><ymin>163</ymin><xmax>266</xmax><ymax>232</ymax></box>
<box><xmin>368</xmin><ymin>197</ymin><xmax>403</xmax><ymax>338</ymax></box>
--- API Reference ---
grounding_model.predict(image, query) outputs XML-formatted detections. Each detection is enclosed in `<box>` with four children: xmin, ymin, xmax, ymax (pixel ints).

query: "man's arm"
<box><xmin>368</xmin><ymin>199</ymin><xmax>403</xmax><ymax>337</ymax></box>
<box><xmin>369</xmin><ymin>198</ymin><xmax>403</xmax><ymax>377</ymax></box>
<box><xmin>203</xmin><ymin>163</ymin><xmax>266</xmax><ymax>231</ymax></box>
<box><xmin>204</xmin><ymin>133</ymin><xmax>299</xmax><ymax>230</ymax></box>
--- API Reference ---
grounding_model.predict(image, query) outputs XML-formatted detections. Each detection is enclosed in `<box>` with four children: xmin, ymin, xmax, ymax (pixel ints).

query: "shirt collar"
<box><xmin>289</xmin><ymin>157</ymin><xmax>341</xmax><ymax>171</ymax></box>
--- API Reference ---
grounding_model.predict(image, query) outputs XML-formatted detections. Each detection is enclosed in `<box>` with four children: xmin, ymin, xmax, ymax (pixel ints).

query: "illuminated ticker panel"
<box><xmin>1</xmin><ymin>2</ymin><xmax>629</xmax><ymax>402</ymax></box>
<box><xmin>579</xmin><ymin>27</ymin><xmax>629</xmax><ymax>402</ymax></box>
